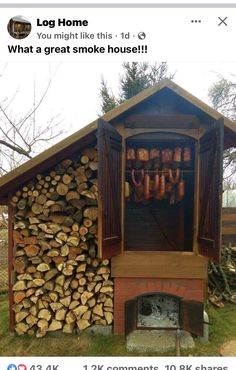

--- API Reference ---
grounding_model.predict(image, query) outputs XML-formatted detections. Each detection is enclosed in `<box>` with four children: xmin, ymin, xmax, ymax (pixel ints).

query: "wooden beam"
<box><xmin>0</xmin><ymin>79</ymin><xmax>235</xmax><ymax>199</ymax></box>
<box><xmin>222</xmin><ymin>227</ymin><xmax>236</xmax><ymax>235</ymax></box>
<box><xmin>111</xmin><ymin>252</ymin><xmax>208</xmax><ymax>279</ymax></box>
<box><xmin>120</xmin><ymin>127</ymin><xmax>199</xmax><ymax>140</ymax></box>
<box><xmin>125</xmin><ymin>114</ymin><xmax>200</xmax><ymax>129</ymax></box>
<box><xmin>222</xmin><ymin>213</ymin><xmax>236</xmax><ymax>222</ymax></box>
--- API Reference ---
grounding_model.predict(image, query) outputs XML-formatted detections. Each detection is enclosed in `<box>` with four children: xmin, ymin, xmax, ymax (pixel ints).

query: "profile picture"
<box><xmin>7</xmin><ymin>15</ymin><xmax>31</xmax><ymax>39</ymax></box>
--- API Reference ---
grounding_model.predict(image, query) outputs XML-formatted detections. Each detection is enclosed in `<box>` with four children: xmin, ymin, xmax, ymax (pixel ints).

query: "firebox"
<box><xmin>137</xmin><ymin>293</ymin><xmax>180</xmax><ymax>329</ymax></box>
<box><xmin>124</xmin><ymin>289</ymin><xmax>204</xmax><ymax>337</ymax></box>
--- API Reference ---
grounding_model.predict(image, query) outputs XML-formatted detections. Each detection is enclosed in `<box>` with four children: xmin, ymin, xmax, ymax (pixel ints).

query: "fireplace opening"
<box><xmin>124</xmin><ymin>287</ymin><xmax>204</xmax><ymax>338</ymax></box>
<box><xmin>137</xmin><ymin>293</ymin><xmax>181</xmax><ymax>329</ymax></box>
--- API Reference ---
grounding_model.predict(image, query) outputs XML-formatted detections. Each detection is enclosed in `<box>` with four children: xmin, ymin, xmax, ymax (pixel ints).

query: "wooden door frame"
<box><xmin>121</xmin><ymin>128</ymin><xmax>199</xmax><ymax>254</ymax></box>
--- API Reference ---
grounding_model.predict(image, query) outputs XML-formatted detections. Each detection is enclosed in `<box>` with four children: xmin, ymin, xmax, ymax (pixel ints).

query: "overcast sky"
<box><xmin>0</xmin><ymin>61</ymin><xmax>235</xmax><ymax>145</ymax></box>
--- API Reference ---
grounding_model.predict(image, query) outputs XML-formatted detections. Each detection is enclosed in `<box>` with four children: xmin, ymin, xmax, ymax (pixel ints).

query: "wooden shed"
<box><xmin>1</xmin><ymin>79</ymin><xmax>236</xmax><ymax>338</ymax></box>
<box><xmin>7</xmin><ymin>16</ymin><xmax>31</xmax><ymax>39</ymax></box>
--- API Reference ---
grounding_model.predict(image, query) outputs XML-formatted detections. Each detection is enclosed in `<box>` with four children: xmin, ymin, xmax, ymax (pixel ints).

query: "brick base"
<box><xmin>114</xmin><ymin>277</ymin><xmax>206</xmax><ymax>334</ymax></box>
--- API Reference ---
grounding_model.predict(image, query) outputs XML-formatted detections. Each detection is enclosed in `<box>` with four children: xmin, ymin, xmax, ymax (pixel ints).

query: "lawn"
<box><xmin>0</xmin><ymin>292</ymin><xmax>236</xmax><ymax>356</ymax></box>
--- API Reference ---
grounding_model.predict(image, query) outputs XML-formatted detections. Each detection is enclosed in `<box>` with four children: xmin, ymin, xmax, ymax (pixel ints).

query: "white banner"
<box><xmin>1</xmin><ymin>357</ymin><xmax>236</xmax><ymax>370</ymax></box>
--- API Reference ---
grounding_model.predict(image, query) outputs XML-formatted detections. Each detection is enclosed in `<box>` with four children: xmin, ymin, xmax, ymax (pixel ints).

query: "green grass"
<box><xmin>0</xmin><ymin>294</ymin><xmax>236</xmax><ymax>356</ymax></box>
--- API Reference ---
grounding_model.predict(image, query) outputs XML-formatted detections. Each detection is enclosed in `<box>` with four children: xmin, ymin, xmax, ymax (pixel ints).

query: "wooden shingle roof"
<box><xmin>0</xmin><ymin>78</ymin><xmax>236</xmax><ymax>203</ymax></box>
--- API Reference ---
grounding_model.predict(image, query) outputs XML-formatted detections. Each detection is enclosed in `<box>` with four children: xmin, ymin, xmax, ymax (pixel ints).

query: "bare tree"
<box><xmin>209</xmin><ymin>77</ymin><xmax>236</xmax><ymax>187</ymax></box>
<box><xmin>0</xmin><ymin>64</ymin><xmax>64</xmax><ymax>175</ymax></box>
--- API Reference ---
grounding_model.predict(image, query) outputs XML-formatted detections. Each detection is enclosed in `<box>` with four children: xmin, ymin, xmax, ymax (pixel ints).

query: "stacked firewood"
<box><xmin>208</xmin><ymin>244</ymin><xmax>236</xmax><ymax>308</ymax></box>
<box><xmin>10</xmin><ymin>146</ymin><xmax>114</xmax><ymax>337</ymax></box>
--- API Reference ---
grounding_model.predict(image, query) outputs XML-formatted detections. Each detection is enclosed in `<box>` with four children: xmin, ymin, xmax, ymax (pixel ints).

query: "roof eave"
<box><xmin>1</xmin><ymin>78</ymin><xmax>236</xmax><ymax>201</ymax></box>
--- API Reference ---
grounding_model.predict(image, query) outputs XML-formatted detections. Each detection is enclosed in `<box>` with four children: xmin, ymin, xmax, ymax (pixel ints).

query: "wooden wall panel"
<box><xmin>111</xmin><ymin>252</ymin><xmax>208</xmax><ymax>279</ymax></box>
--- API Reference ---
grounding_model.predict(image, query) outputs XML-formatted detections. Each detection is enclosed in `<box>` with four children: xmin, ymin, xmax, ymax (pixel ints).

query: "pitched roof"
<box><xmin>11</xmin><ymin>16</ymin><xmax>31</xmax><ymax>24</ymax></box>
<box><xmin>0</xmin><ymin>78</ymin><xmax>236</xmax><ymax>203</ymax></box>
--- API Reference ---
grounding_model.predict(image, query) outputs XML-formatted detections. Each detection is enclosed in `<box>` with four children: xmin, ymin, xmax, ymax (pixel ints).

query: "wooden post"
<box><xmin>8</xmin><ymin>202</ymin><xmax>15</xmax><ymax>334</ymax></box>
<box><xmin>193</xmin><ymin>140</ymin><xmax>199</xmax><ymax>255</ymax></box>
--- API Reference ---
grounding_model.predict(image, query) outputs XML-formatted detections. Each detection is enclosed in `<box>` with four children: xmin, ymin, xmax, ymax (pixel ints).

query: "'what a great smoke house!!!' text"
<box><xmin>37</xmin><ymin>18</ymin><xmax>89</xmax><ymax>28</ymax></box>
<box><xmin>8</xmin><ymin>45</ymin><xmax>148</xmax><ymax>55</ymax></box>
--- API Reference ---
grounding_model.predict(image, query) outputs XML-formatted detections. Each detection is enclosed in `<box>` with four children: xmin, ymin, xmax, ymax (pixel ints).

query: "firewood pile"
<box><xmin>208</xmin><ymin>243</ymin><xmax>236</xmax><ymax>308</ymax></box>
<box><xmin>10</xmin><ymin>146</ymin><xmax>114</xmax><ymax>337</ymax></box>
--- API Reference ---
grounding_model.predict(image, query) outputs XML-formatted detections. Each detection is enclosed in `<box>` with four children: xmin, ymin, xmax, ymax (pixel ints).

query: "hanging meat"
<box><xmin>150</xmin><ymin>149</ymin><xmax>161</xmax><ymax>169</ymax></box>
<box><xmin>125</xmin><ymin>181</ymin><xmax>131</xmax><ymax>201</ymax></box>
<box><xmin>126</xmin><ymin>148</ymin><xmax>136</xmax><ymax>169</ymax></box>
<box><xmin>152</xmin><ymin>170</ymin><xmax>159</xmax><ymax>199</ymax></box>
<box><xmin>156</xmin><ymin>171</ymin><xmax>166</xmax><ymax>200</ymax></box>
<box><xmin>166</xmin><ymin>181</ymin><xmax>174</xmax><ymax>193</ymax></box>
<box><xmin>131</xmin><ymin>169</ymin><xmax>145</xmax><ymax>203</ymax></box>
<box><xmin>144</xmin><ymin>170</ymin><xmax>151</xmax><ymax>201</ymax></box>
<box><xmin>161</xmin><ymin>148</ymin><xmax>173</xmax><ymax>176</ymax></box>
<box><xmin>168</xmin><ymin>168</ymin><xmax>180</xmax><ymax>185</ymax></box>
<box><xmin>173</xmin><ymin>147</ymin><xmax>182</xmax><ymax>168</ymax></box>
<box><xmin>183</xmin><ymin>147</ymin><xmax>191</xmax><ymax>167</ymax></box>
<box><xmin>154</xmin><ymin>170</ymin><xmax>160</xmax><ymax>191</ymax></box>
<box><xmin>166</xmin><ymin>181</ymin><xmax>175</xmax><ymax>204</ymax></box>
<box><xmin>150</xmin><ymin>149</ymin><xmax>160</xmax><ymax>160</ymax></box>
<box><xmin>178</xmin><ymin>172</ymin><xmax>185</xmax><ymax>199</ymax></box>
<box><xmin>136</xmin><ymin>148</ymin><xmax>149</xmax><ymax>161</ymax></box>
<box><xmin>161</xmin><ymin>148</ymin><xmax>173</xmax><ymax>165</ymax></box>
<box><xmin>168</xmin><ymin>169</ymin><xmax>180</xmax><ymax>205</ymax></box>
<box><xmin>137</xmin><ymin>148</ymin><xmax>151</xmax><ymax>170</ymax></box>
<box><xmin>127</xmin><ymin>148</ymin><xmax>136</xmax><ymax>160</ymax></box>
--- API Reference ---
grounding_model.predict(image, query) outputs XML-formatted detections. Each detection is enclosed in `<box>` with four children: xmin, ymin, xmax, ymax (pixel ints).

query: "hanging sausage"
<box><xmin>173</xmin><ymin>147</ymin><xmax>182</xmax><ymax>168</ymax></box>
<box><xmin>126</xmin><ymin>148</ymin><xmax>135</xmax><ymax>169</ymax></box>
<box><xmin>153</xmin><ymin>170</ymin><xmax>160</xmax><ymax>197</ymax></box>
<box><xmin>157</xmin><ymin>171</ymin><xmax>166</xmax><ymax>200</ymax></box>
<box><xmin>126</xmin><ymin>144</ymin><xmax>188</xmax><ymax>204</ymax></box>
<box><xmin>150</xmin><ymin>149</ymin><xmax>160</xmax><ymax>160</ymax></box>
<box><xmin>166</xmin><ymin>181</ymin><xmax>174</xmax><ymax>193</ymax></box>
<box><xmin>133</xmin><ymin>148</ymin><xmax>148</xmax><ymax>169</ymax></box>
<box><xmin>161</xmin><ymin>148</ymin><xmax>173</xmax><ymax>165</ymax></box>
<box><xmin>131</xmin><ymin>169</ymin><xmax>145</xmax><ymax>203</ymax></box>
<box><xmin>150</xmin><ymin>149</ymin><xmax>161</xmax><ymax>170</ymax></box>
<box><xmin>183</xmin><ymin>147</ymin><xmax>191</xmax><ymax>168</ymax></box>
<box><xmin>125</xmin><ymin>181</ymin><xmax>131</xmax><ymax>201</ymax></box>
<box><xmin>161</xmin><ymin>148</ymin><xmax>173</xmax><ymax>176</ymax></box>
<box><xmin>168</xmin><ymin>168</ymin><xmax>180</xmax><ymax>185</ymax></box>
<box><xmin>144</xmin><ymin>170</ymin><xmax>151</xmax><ymax>201</ymax></box>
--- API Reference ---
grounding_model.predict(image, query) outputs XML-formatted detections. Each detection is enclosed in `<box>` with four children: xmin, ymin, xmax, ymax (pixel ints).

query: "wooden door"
<box><xmin>181</xmin><ymin>300</ymin><xmax>204</xmax><ymax>336</ymax></box>
<box><xmin>198</xmin><ymin>119</ymin><xmax>224</xmax><ymax>262</ymax></box>
<box><xmin>125</xmin><ymin>299</ymin><xmax>137</xmax><ymax>336</ymax></box>
<box><xmin>97</xmin><ymin>118</ymin><xmax>122</xmax><ymax>259</ymax></box>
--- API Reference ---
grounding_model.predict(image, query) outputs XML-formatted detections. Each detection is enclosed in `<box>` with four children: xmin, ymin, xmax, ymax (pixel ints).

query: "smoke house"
<box><xmin>0</xmin><ymin>79</ymin><xmax>236</xmax><ymax>339</ymax></box>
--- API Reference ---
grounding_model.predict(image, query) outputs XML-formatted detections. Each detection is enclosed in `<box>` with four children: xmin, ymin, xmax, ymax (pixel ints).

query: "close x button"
<box><xmin>218</xmin><ymin>16</ymin><xmax>228</xmax><ymax>26</ymax></box>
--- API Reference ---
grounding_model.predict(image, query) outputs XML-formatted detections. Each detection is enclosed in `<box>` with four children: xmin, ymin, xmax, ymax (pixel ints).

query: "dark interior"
<box><xmin>124</xmin><ymin>132</ymin><xmax>195</xmax><ymax>252</ymax></box>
